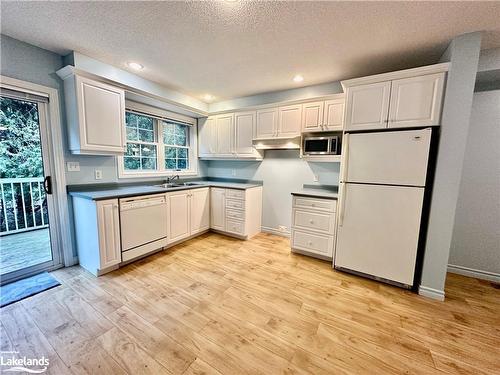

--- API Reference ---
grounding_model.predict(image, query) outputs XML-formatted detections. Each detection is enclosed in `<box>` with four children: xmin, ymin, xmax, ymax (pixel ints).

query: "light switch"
<box><xmin>67</xmin><ymin>162</ymin><xmax>80</xmax><ymax>172</ymax></box>
<box><xmin>94</xmin><ymin>169</ymin><xmax>102</xmax><ymax>180</ymax></box>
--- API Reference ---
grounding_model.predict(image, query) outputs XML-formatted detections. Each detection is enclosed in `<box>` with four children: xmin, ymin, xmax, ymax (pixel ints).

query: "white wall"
<box><xmin>419</xmin><ymin>32</ymin><xmax>482</xmax><ymax>300</ymax></box>
<box><xmin>207</xmin><ymin>150</ymin><xmax>339</xmax><ymax>234</ymax></box>
<box><xmin>448</xmin><ymin>90</ymin><xmax>500</xmax><ymax>280</ymax></box>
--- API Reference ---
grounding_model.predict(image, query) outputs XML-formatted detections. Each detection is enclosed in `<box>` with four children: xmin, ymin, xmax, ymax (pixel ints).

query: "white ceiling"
<box><xmin>1</xmin><ymin>1</ymin><xmax>500</xmax><ymax>102</ymax></box>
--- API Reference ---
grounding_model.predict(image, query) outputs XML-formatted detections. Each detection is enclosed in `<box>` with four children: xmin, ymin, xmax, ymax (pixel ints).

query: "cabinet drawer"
<box><xmin>226</xmin><ymin>199</ymin><xmax>245</xmax><ymax>210</ymax></box>
<box><xmin>293</xmin><ymin>209</ymin><xmax>334</xmax><ymax>234</ymax></box>
<box><xmin>291</xmin><ymin>230</ymin><xmax>333</xmax><ymax>257</ymax></box>
<box><xmin>226</xmin><ymin>219</ymin><xmax>245</xmax><ymax>235</ymax></box>
<box><xmin>293</xmin><ymin>196</ymin><xmax>336</xmax><ymax>212</ymax></box>
<box><xmin>226</xmin><ymin>189</ymin><xmax>245</xmax><ymax>200</ymax></box>
<box><xmin>226</xmin><ymin>209</ymin><xmax>245</xmax><ymax>220</ymax></box>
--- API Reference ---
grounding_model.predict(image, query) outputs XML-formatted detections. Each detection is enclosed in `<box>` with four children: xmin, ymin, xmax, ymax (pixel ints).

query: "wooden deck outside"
<box><xmin>0</xmin><ymin>228</ymin><xmax>52</xmax><ymax>275</ymax></box>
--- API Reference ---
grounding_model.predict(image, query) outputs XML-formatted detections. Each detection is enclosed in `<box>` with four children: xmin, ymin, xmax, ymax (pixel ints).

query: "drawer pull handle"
<box><xmin>309</xmin><ymin>220</ymin><xmax>314</xmax><ymax>224</ymax></box>
<box><xmin>311</xmin><ymin>204</ymin><xmax>315</xmax><ymax>207</ymax></box>
<box><xmin>307</xmin><ymin>241</ymin><xmax>313</xmax><ymax>246</ymax></box>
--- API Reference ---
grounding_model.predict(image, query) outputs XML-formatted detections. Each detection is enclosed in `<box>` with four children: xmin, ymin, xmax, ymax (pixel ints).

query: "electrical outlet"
<box><xmin>67</xmin><ymin>162</ymin><xmax>80</xmax><ymax>172</ymax></box>
<box><xmin>313</xmin><ymin>174</ymin><xmax>319</xmax><ymax>182</ymax></box>
<box><xmin>278</xmin><ymin>225</ymin><xmax>287</xmax><ymax>232</ymax></box>
<box><xmin>231</xmin><ymin>169</ymin><xmax>236</xmax><ymax>177</ymax></box>
<box><xmin>94</xmin><ymin>169</ymin><xmax>102</xmax><ymax>180</ymax></box>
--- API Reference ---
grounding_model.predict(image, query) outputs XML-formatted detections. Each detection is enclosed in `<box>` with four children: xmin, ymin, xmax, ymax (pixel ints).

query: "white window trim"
<box><xmin>117</xmin><ymin>102</ymin><xmax>198</xmax><ymax>179</ymax></box>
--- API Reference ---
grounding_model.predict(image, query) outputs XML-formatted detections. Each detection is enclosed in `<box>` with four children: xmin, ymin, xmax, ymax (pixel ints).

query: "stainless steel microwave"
<box><xmin>303</xmin><ymin>136</ymin><xmax>340</xmax><ymax>155</ymax></box>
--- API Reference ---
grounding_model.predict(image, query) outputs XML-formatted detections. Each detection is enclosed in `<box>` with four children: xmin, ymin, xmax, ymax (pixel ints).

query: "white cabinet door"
<box><xmin>344</xmin><ymin>81</ymin><xmax>391</xmax><ymax>131</ymax></box>
<box><xmin>198</xmin><ymin>117</ymin><xmax>216</xmax><ymax>156</ymax></box>
<box><xmin>255</xmin><ymin>108</ymin><xmax>278</xmax><ymax>139</ymax></box>
<box><xmin>96</xmin><ymin>199</ymin><xmax>121</xmax><ymax>269</ymax></box>
<box><xmin>167</xmin><ymin>191</ymin><xmax>190</xmax><ymax>243</ymax></box>
<box><xmin>216</xmin><ymin>114</ymin><xmax>234</xmax><ymax>156</ymax></box>
<box><xmin>302</xmin><ymin>101</ymin><xmax>324</xmax><ymax>132</ymax></box>
<box><xmin>335</xmin><ymin>183</ymin><xmax>424</xmax><ymax>286</ymax></box>
<box><xmin>234</xmin><ymin>111</ymin><xmax>256</xmax><ymax>156</ymax></box>
<box><xmin>76</xmin><ymin>75</ymin><xmax>125</xmax><ymax>153</ymax></box>
<box><xmin>278</xmin><ymin>104</ymin><xmax>302</xmax><ymax>138</ymax></box>
<box><xmin>323</xmin><ymin>98</ymin><xmax>344</xmax><ymax>131</ymax></box>
<box><xmin>210</xmin><ymin>188</ymin><xmax>226</xmax><ymax>231</ymax></box>
<box><xmin>190</xmin><ymin>188</ymin><xmax>210</xmax><ymax>235</ymax></box>
<box><xmin>388</xmin><ymin>73</ymin><xmax>445</xmax><ymax>128</ymax></box>
<box><xmin>344</xmin><ymin>128</ymin><xmax>431</xmax><ymax>186</ymax></box>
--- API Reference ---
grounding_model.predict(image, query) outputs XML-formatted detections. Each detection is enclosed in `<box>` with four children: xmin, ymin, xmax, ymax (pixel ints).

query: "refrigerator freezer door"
<box><xmin>335</xmin><ymin>183</ymin><xmax>424</xmax><ymax>286</ymax></box>
<box><xmin>344</xmin><ymin>128</ymin><xmax>431</xmax><ymax>186</ymax></box>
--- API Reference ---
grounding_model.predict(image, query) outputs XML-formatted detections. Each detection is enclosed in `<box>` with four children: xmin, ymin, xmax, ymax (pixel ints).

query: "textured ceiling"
<box><xmin>1</xmin><ymin>1</ymin><xmax>499</xmax><ymax>102</ymax></box>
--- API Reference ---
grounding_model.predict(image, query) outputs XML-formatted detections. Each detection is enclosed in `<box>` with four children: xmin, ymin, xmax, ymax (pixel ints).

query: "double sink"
<box><xmin>154</xmin><ymin>182</ymin><xmax>203</xmax><ymax>189</ymax></box>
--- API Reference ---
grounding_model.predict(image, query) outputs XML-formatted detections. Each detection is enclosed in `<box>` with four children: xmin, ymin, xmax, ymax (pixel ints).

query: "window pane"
<box><xmin>141</xmin><ymin>158</ymin><xmax>156</xmax><ymax>170</ymax></box>
<box><xmin>163</xmin><ymin>124</ymin><xmax>175</xmax><ymax>145</ymax></box>
<box><xmin>124</xmin><ymin>157</ymin><xmax>140</xmax><ymax>170</ymax></box>
<box><xmin>174</xmin><ymin>124</ymin><xmax>188</xmax><ymax>146</ymax></box>
<box><xmin>177</xmin><ymin>148</ymin><xmax>187</xmax><ymax>159</ymax></box>
<box><xmin>177</xmin><ymin>159</ymin><xmax>188</xmax><ymax>169</ymax></box>
<box><xmin>138</xmin><ymin>115</ymin><xmax>154</xmax><ymax>130</ymax></box>
<box><xmin>140</xmin><ymin>144</ymin><xmax>156</xmax><ymax>158</ymax></box>
<box><xmin>126</xmin><ymin>112</ymin><xmax>138</xmax><ymax>127</ymax></box>
<box><xmin>125</xmin><ymin>143</ymin><xmax>140</xmax><ymax>157</ymax></box>
<box><xmin>165</xmin><ymin>147</ymin><xmax>177</xmax><ymax>159</ymax></box>
<box><xmin>165</xmin><ymin>158</ymin><xmax>176</xmax><ymax>170</ymax></box>
<box><xmin>139</xmin><ymin>129</ymin><xmax>154</xmax><ymax>142</ymax></box>
<box><xmin>126</xmin><ymin>127</ymin><xmax>138</xmax><ymax>141</ymax></box>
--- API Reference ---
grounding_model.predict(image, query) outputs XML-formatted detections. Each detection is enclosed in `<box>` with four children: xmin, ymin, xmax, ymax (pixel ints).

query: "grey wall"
<box><xmin>448</xmin><ymin>89</ymin><xmax>500</xmax><ymax>278</ymax></box>
<box><xmin>419</xmin><ymin>32</ymin><xmax>482</xmax><ymax>299</ymax></box>
<box><xmin>207</xmin><ymin>150</ymin><xmax>339</xmax><ymax>233</ymax></box>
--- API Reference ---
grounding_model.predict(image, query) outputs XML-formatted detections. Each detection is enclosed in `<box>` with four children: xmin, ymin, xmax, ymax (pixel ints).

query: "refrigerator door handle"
<box><xmin>338</xmin><ymin>182</ymin><xmax>346</xmax><ymax>226</ymax></box>
<box><xmin>341</xmin><ymin>133</ymin><xmax>349</xmax><ymax>182</ymax></box>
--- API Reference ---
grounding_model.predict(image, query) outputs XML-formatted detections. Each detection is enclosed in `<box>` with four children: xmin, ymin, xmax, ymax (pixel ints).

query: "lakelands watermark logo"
<box><xmin>0</xmin><ymin>351</ymin><xmax>49</xmax><ymax>373</ymax></box>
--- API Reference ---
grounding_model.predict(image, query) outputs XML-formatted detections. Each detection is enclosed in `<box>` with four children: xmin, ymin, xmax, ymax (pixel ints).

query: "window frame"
<box><xmin>117</xmin><ymin>102</ymin><xmax>198</xmax><ymax>179</ymax></box>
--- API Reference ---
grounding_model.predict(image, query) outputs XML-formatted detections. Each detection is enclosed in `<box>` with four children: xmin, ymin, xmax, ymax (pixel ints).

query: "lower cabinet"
<box><xmin>210</xmin><ymin>186</ymin><xmax>262</xmax><ymax>239</ymax></box>
<box><xmin>290</xmin><ymin>195</ymin><xmax>337</xmax><ymax>260</ymax></box>
<box><xmin>167</xmin><ymin>187</ymin><xmax>210</xmax><ymax>244</ymax></box>
<box><xmin>72</xmin><ymin>197</ymin><xmax>122</xmax><ymax>276</ymax></box>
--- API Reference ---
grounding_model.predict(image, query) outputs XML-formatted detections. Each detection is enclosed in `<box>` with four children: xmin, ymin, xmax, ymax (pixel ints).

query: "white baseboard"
<box><xmin>418</xmin><ymin>285</ymin><xmax>445</xmax><ymax>301</ymax></box>
<box><xmin>448</xmin><ymin>264</ymin><xmax>500</xmax><ymax>283</ymax></box>
<box><xmin>261</xmin><ymin>226</ymin><xmax>290</xmax><ymax>238</ymax></box>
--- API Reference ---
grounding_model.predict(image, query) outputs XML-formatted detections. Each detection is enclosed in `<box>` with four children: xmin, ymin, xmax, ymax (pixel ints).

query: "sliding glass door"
<box><xmin>0</xmin><ymin>89</ymin><xmax>61</xmax><ymax>284</ymax></box>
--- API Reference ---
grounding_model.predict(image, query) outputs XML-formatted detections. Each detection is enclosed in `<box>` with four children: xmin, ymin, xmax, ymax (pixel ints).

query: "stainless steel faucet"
<box><xmin>165</xmin><ymin>175</ymin><xmax>180</xmax><ymax>184</ymax></box>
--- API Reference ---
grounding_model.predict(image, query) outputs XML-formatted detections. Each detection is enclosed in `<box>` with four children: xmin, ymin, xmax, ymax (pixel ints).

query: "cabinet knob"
<box><xmin>309</xmin><ymin>220</ymin><xmax>314</xmax><ymax>224</ymax></box>
<box><xmin>307</xmin><ymin>241</ymin><xmax>313</xmax><ymax>246</ymax></box>
<box><xmin>311</xmin><ymin>204</ymin><xmax>315</xmax><ymax>207</ymax></box>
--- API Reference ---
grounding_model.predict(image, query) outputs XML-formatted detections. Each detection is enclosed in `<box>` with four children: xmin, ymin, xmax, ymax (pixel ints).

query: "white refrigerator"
<box><xmin>335</xmin><ymin>128</ymin><xmax>432</xmax><ymax>287</ymax></box>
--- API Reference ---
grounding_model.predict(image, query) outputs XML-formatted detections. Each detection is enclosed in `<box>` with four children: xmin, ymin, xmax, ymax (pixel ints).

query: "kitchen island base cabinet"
<box><xmin>72</xmin><ymin>197</ymin><xmax>121</xmax><ymax>276</ymax></box>
<box><xmin>210</xmin><ymin>186</ymin><xmax>262</xmax><ymax>240</ymax></box>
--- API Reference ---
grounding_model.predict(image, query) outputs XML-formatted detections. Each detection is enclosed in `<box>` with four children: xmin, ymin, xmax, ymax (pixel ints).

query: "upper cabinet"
<box><xmin>301</xmin><ymin>95</ymin><xmax>345</xmax><ymax>133</ymax></box>
<box><xmin>388</xmin><ymin>73</ymin><xmax>445</xmax><ymax>129</ymax></box>
<box><xmin>342</xmin><ymin>63</ymin><xmax>449</xmax><ymax>132</ymax></box>
<box><xmin>255</xmin><ymin>108</ymin><xmax>279</xmax><ymax>139</ymax></box>
<box><xmin>278</xmin><ymin>104</ymin><xmax>302</xmax><ymax>138</ymax></box>
<box><xmin>57</xmin><ymin>68</ymin><xmax>126</xmax><ymax>155</ymax></box>
<box><xmin>198</xmin><ymin>112</ymin><xmax>262</xmax><ymax>160</ymax></box>
<box><xmin>345</xmin><ymin>81</ymin><xmax>391</xmax><ymax>131</ymax></box>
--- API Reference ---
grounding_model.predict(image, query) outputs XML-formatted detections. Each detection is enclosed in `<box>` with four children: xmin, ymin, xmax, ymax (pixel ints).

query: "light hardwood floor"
<box><xmin>1</xmin><ymin>232</ymin><xmax>499</xmax><ymax>374</ymax></box>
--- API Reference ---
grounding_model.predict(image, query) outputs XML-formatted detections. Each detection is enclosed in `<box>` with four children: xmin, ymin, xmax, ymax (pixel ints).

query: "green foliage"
<box><xmin>0</xmin><ymin>97</ymin><xmax>44</xmax><ymax>178</ymax></box>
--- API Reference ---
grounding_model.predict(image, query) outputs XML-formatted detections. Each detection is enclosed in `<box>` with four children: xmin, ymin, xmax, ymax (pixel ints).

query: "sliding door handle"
<box><xmin>43</xmin><ymin>176</ymin><xmax>52</xmax><ymax>195</ymax></box>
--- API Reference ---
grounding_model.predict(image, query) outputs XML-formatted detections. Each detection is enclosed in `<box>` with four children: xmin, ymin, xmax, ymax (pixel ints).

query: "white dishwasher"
<box><xmin>120</xmin><ymin>194</ymin><xmax>168</xmax><ymax>262</ymax></box>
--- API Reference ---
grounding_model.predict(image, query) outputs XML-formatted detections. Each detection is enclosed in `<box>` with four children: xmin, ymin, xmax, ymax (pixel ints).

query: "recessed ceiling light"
<box><xmin>127</xmin><ymin>62</ymin><xmax>144</xmax><ymax>71</ymax></box>
<box><xmin>203</xmin><ymin>94</ymin><xmax>215</xmax><ymax>102</ymax></box>
<box><xmin>293</xmin><ymin>74</ymin><xmax>304</xmax><ymax>83</ymax></box>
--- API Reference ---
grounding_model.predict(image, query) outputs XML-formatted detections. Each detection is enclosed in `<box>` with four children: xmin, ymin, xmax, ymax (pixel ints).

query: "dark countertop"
<box><xmin>291</xmin><ymin>184</ymin><xmax>339</xmax><ymax>200</ymax></box>
<box><xmin>68</xmin><ymin>178</ymin><xmax>262</xmax><ymax>201</ymax></box>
